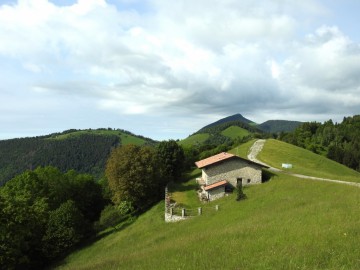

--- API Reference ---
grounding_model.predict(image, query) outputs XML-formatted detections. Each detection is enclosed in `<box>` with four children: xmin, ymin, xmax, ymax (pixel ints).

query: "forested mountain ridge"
<box><xmin>257</xmin><ymin>120</ymin><xmax>303</xmax><ymax>133</ymax></box>
<box><xmin>196</xmin><ymin>113</ymin><xmax>301</xmax><ymax>134</ymax></box>
<box><xmin>280</xmin><ymin>115</ymin><xmax>360</xmax><ymax>172</ymax></box>
<box><xmin>182</xmin><ymin>114</ymin><xmax>300</xmax><ymax>147</ymax></box>
<box><xmin>0</xmin><ymin>128</ymin><xmax>156</xmax><ymax>185</ymax></box>
<box><xmin>197</xmin><ymin>113</ymin><xmax>255</xmax><ymax>132</ymax></box>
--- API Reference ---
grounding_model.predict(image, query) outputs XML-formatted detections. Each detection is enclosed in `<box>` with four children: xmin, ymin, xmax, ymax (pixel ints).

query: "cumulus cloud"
<box><xmin>1</xmin><ymin>0</ymin><xmax>360</xmax><ymax>139</ymax></box>
<box><xmin>274</xmin><ymin>25</ymin><xmax>360</xmax><ymax>118</ymax></box>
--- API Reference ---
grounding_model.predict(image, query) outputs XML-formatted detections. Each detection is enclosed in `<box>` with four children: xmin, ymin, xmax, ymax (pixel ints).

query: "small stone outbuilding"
<box><xmin>195</xmin><ymin>152</ymin><xmax>268</xmax><ymax>201</ymax></box>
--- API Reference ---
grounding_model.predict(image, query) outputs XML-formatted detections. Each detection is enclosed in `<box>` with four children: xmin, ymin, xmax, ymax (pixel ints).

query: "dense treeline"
<box><xmin>257</xmin><ymin>120</ymin><xmax>302</xmax><ymax>133</ymax></box>
<box><xmin>0</xmin><ymin>132</ymin><xmax>121</xmax><ymax>185</ymax></box>
<box><xmin>0</xmin><ymin>128</ymin><xmax>157</xmax><ymax>186</ymax></box>
<box><xmin>1</xmin><ymin>140</ymin><xmax>186</xmax><ymax>269</ymax></box>
<box><xmin>0</xmin><ymin>167</ymin><xmax>106</xmax><ymax>269</ymax></box>
<box><xmin>280</xmin><ymin>115</ymin><xmax>360</xmax><ymax>171</ymax></box>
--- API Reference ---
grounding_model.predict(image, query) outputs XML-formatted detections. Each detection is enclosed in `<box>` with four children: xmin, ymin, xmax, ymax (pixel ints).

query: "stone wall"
<box><xmin>208</xmin><ymin>186</ymin><xmax>225</xmax><ymax>201</ymax></box>
<box><xmin>203</xmin><ymin>159</ymin><xmax>262</xmax><ymax>187</ymax></box>
<box><xmin>164</xmin><ymin>213</ymin><xmax>188</xmax><ymax>223</ymax></box>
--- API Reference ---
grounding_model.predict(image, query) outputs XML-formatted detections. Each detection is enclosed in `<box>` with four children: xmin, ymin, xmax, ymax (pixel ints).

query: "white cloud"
<box><xmin>1</xmin><ymin>0</ymin><xmax>360</xmax><ymax>139</ymax></box>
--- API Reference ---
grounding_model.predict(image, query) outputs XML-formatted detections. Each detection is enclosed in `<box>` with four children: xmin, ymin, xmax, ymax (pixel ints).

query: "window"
<box><xmin>247</xmin><ymin>179</ymin><xmax>251</xmax><ymax>183</ymax></box>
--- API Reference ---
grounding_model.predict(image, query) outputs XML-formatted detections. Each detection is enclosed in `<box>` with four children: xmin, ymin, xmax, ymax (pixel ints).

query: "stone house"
<box><xmin>195</xmin><ymin>152</ymin><xmax>268</xmax><ymax>201</ymax></box>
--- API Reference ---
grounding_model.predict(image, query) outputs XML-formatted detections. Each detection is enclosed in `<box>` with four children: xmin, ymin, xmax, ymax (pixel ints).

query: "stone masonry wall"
<box><xmin>164</xmin><ymin>213</ymin><xmax>188</xmax><ymax>223</ymax></box>
<box><xmin>208</xmin><ymin>186</ymin><xmax>225</xmax><ymax>201</ymax></box>
<box><xmin>203</xmin><ymin>159</ymin><xmax>262</xmax><ymax>187</ymax></box>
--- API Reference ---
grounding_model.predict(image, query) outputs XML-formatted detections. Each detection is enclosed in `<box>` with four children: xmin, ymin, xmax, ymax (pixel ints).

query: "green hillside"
<box><xmin>180</xmin><ymin>126</ymin><xmax>251</xmax><ymax>147</ymax></box>
<box><xmin>258</xmin><ymin>139</ymin><xmax>360</xmax><ymax>183</ymax></box>
<box><xmin>257</xmin><ymin>120</ymin><xmax>302</xmax><ymax>133</ymax></box>
<box><xmin>228</xmin><ymin>139</ymin><xmax>257</xmax><ymax>158</ymax></box>
<box><xmin>198</xmin><ymin>113</ymin><xmax>255</xmax><ymax>131</ymax></box>
<box><xmin>0</xmin><ymin>129</ymin><xmax>155</xmax><ymax>185</ymax></box>
<box><xmin>55</xmin><ymin>173</ymin><xmax>360</xmax><ymax>270</ymax></box>
<box><xmin>221</xmin><ymin>126</ymin><xmax>250</xmax><ymax>139</ymax></box>
<box><xmin>50</xmin><ymin>129</ymin><xmax>148</xmax><ymax>145</ymax></box>
<box><xmin>179</xmin><ymin>133</ymin><xmax>209</xmax><ymax>147</ymax></box>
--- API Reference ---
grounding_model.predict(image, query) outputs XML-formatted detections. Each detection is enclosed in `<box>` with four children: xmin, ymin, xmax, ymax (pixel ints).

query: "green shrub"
<box><xmin>96</xmin><ymin>202</ymin><xmax>134</xmax><ymax>231</ymax></box>
<box><xmin>236</xmin><ymin>184</ymin><xmax>247</xmax><ymax>201</ymax></box>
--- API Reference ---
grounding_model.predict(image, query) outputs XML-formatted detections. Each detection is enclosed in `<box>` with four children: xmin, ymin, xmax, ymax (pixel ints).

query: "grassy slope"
<box><xmin>55</xmin><ymin>139</ymin><xmax>360</xmax><ymax>269</ymax></box>
<box><xmin>221</xmin><ymin>126</ymin><xmax>250</xmax><ymax>139</ymax></box>
<box><xmin>50</xmin><ymin>130</ymin><xmax>146</xmax><ymax>145</ymax></box>
<box><xmin>119</xmin><ymin>133</ymin><xmax>146</xmax><ymax>145</ymax></box>
<box><xmin>180</xmin><ymin>125</ymin><xmax>253</xmax><ymax>147</ymax></box>
<box><xmin>179</xmin><ymin>133</ymin><xmax>209</xmax><ymax>147</ymax></box>
<box><xmin>56</xmin><ymin>173</ymin><xmax>360</xmax><ymax>270</ymax></box>
<box><xmin>258</xmin><ymin>139</ymin><xmax>360</xmax><ymax>183</ymax></box>
<box><xmin>229</xmin><ymin>139</ymin><xmax>256</xmax><ymax>158</ymax></box>
<box><xmin>168</xmin><ymin>169</ymin><xmax>201</xmax><ymax>209</ymax></box>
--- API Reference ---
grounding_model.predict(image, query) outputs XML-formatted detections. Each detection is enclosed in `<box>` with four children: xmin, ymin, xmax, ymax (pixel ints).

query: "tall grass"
<box><xmin>55</xmin><ymin>173</ymin><xmax>360</xmax><ymax>270</ymax></box>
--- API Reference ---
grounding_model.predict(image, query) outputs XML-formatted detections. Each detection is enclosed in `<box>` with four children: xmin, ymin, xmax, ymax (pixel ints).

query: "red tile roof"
<box><xmin>195</xmin><ymin>152</ymin><xmax>235</xmax><ymax>168</ymax></box>
<box><xmin>204</xmin><ymin>180</ymin><xmax>227</xmax><ymax>191</ymax></box>
<box><xmin>195</xmin><ymin>152</ymin><xmax>269</xmax><ymax>169</ymax></box>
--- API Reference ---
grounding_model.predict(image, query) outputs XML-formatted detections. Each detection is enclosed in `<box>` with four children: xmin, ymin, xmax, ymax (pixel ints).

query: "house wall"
<box><xmin>202</xmin><ymin>169</ymin><xmax>208</xmax><ymax>183</ymax></box>
<box><xmin>208</xmin><ymin>186</ymin><xmax>225</xmax><ymax>201</ymax></box>
<box><xmin>203</xmin><ymin>159</ymin><xmax>262</xmax><ymax>187</ymax></box>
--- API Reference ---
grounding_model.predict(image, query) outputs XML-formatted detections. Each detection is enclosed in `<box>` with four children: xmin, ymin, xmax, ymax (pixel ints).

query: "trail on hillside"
<box><xmin>248</xmin><ymin>139</ymin><xmax>360</xmax><ymax>188</ymax></box>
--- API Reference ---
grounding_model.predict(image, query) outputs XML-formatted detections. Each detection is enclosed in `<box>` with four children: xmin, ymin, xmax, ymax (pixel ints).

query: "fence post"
<box><xmin>165</xmin><ymin>185</ymin><xmax>169</xmax><ymax>212</ymax></box>
<box><xmin>215</xmin><ymin>205</ymin><xmax>219</xmax><ymax>211</ymax></box>
<box><xmin>198</xmin><ymin>207</ymin><xmax>202</xmax><ymax>215</ymax></box>
<box><xmin>182</xmin><ymin>208</ymin><xmax>186</xmax><ymax>217</ymax></box>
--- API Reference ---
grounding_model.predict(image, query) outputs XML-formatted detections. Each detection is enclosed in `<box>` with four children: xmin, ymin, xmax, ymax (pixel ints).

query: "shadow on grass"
<box><xmin>168</xmin><ymin>180</ymin><xmax>199</xmax><ymax>193</ymax></box>
<box><xmin>183</xmin><ymin>169</ymin><xmax>201</xmax><ymax>182</ymax></box>
<box><xmin>262</xmin><ymin>169</ymin><xmax>277</xmax><ymax>183</ymax></box>
<box><xmin>50</xmin><ymin>216</ymin><xmax>137</xmax><ymax>269</ymax></box>
<box><xmin>167</xmin><ymin>169</ymin><xmax>201</xmax><ymax>193</ymax></box>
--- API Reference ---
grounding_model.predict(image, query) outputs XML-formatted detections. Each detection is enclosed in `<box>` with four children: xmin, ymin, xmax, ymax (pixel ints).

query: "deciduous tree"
<box><xmin>106</xmin><ymin>144</ymin><xmax>165</xmax><ymax>210</ymax></box>
<box><xmin>156</xmin><ymin>140</ymin><xmax>185</xmax><ymax>181</ymax></box>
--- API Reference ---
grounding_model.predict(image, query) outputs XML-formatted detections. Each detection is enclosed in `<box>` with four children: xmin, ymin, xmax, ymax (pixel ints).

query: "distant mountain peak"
<box><xmin>199</xmin><ymin>113</ymin><xmax>254</xmax><ymax>131</ymax></box>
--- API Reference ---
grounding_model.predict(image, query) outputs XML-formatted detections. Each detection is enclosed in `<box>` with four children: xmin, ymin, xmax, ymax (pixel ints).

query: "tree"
<box><xmin>0</xmin><ymin>171</ymin><xmax>49</xmax><ymax>269</ymax></box>
<box><xmin>105</xmin><ymin>144</ymin><xmax>165</xmax><ymax>210</ymax></box>
<box><xmin>0</xmin><ymin>166</ymin><xmax>105</xmax><ymax>269</ymax></box>
<box><xmin>236</xmin><ymin>182</ymin><xmax>247</xmax><ymax>201</ymax></box>
<box><xmin>42</xmin><ymin>200</ymin><xmax>88</xmax><ymax>260</ymax></box>
<box><xmin>156</xmin><ymin>140</ymin><xmax>185</xmax><ymax>182</ymax></box>
<box><xmin>65</xmin><ymin>170</ymin><xmax>105</xmax><ymax>222</ymax></box>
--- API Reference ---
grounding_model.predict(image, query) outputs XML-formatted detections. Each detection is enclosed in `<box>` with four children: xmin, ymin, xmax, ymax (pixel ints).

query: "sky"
<box><xmin>1</xmin><ymin>0</ymin><xmax>360</xmax><ymax>140</ymax></box>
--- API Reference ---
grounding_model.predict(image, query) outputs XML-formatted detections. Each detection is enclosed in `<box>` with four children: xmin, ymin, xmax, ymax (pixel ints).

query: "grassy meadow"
<box><xmin>55</xmin><ymin>172</ymin><xmax>360</xmax><ymax>270</ymax></box>
<box><xmin>54</xmin><ymin>139</ymin><xmax>360</xmax><ymax>269</ymax></box>
<box><xmin>258</xmin><ymin>139</ymin><xmax>360</xmax><ymax>183</ymax></box>
<box><xmin>221</xmin><ymin>126</ymin><xmax>250</xmax><ymax>140</ymax></box>
<box><xmin>229</xmin><ymin>139</ymin><xmax>257</xmax><ymax>158</ymax></box>
<box><xmin>179</xmin><ymin>133</ymin><xmax>209</xmax><ymax>147</ymax></box>
<box><xmin>179</xmin><ymin>126</ymin><xmax>251</xmax><ymax>147</ymax></box>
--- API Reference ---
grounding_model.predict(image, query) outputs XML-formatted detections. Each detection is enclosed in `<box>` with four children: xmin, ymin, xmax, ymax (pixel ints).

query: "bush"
<box><xmin>42</xmin><ymin>200</ymin><xmax>89</xmax><ymax>260</ymax></box>
<box><xmin>236</xmin><ymin>184</ymin><xmax>247</xmax><ymax>201</ymax></box>
<box><xmin>96</xmin><ymin>201</ymin><xmax>134</xmax><ymax>231</ymax></box>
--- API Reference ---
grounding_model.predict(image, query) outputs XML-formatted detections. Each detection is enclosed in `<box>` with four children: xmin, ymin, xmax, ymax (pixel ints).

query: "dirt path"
<box><xmin>248</xmin><ymin>139</ymin><xmax>360</xmax><ymax>188</ymax></box>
